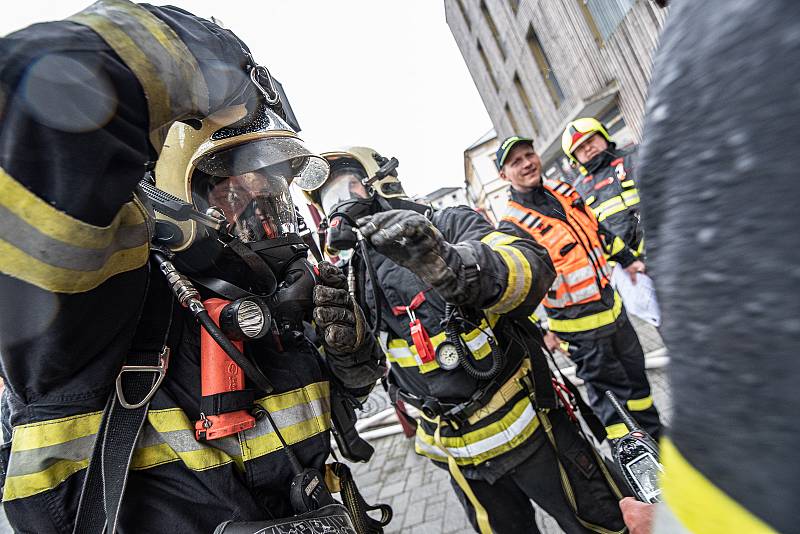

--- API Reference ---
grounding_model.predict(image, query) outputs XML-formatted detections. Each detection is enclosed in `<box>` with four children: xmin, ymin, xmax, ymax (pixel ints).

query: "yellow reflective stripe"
<box><xmin>621</xmin><ymin>189</ymin><xmax>640</xmax><ymax>205</ymax></box>
<box><xmin>415</xmin><ymin>397</ymin><xmax>541</xmax><ymax>466</ymax></box>
<box><xmin>609</xmin><ymin>235</ymin><xmax>627</xmax><ymax>256</ymax></box>
<box><xmin>627</xmin><ymin>395</ymin><xmax>653</xmax><ymax>412</ymax></box>
<box><xmin>621</xmin><ymin>180</ymin><xmax>635</xmax><ymax>188</ymax></box>
<box><xmin>3</xmin><ymin>458</ymin><xmax>90</xmax><ymax>501</ymax></box>
<box><xmin>585</xmin><ymin>195</ymin><xmax>596</xmax><ymax>206</ymax></box>
<box><xmin>432</xmin><ymin>418</ymin><xmax>492</xmax><ymax>534</ymax></box>
<box><xmin>660</xmin><ymin>438</ymin><xmax>778</xmax><ymax>534</ymax></box>
<box><xmin>11</xmin><ymin>411</ymin><xmax>102</xmax><ymax>451</ymax></box>
<box><xmin>0</xmin><ymin>169</ymin><xmax>150</xmax><ymax>293</ymax></box>
<box><xmin>547</xmin><ymin>292</ymin><xmax>622</xmax><ymax>333</ymax></box>
<box><xmin>69</xmin><ymin>0</ymin><xmax>208</xmax><ymax>149</ymax></box>
<box><xmin>479</xmin><ymin>231</ymin><xmax>520</xmax><ymax>248</ymax></box>
<box><xmin>605</xmin><ymin>423</ymin><xmax>629</xmax><ymax>439</ymax></box>
<box><xmin>4</xmin><ymin>382</ymin><xmax>331</xmax><ymax>501</ymax></box>
<box><xmin>386</xmin><ymin>321</ymin><xmax>497</xmax><ymax>373</ymax></box>
<box><xmin>487</xmin><ymin>244</ymin><xmax>532</xmax><ymax>314</ymax></box>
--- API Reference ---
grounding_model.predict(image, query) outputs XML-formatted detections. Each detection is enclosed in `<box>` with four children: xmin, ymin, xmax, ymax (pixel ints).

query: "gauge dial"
<box><xmin>435</xmin><ymin>342</ymin><xmax>460</xmax><ymax>371</ymax></box>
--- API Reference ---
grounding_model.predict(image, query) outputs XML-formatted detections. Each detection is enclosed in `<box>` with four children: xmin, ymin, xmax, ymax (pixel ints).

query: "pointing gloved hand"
<box><xmin>313</xmin><ymin>262</ymin><xmax>385</xmax><ymax>391</ymax></box>
<box><xmin>357</xmin><ymin>209</ymin><xmax>480</xmax><ymax>306</ymax></box>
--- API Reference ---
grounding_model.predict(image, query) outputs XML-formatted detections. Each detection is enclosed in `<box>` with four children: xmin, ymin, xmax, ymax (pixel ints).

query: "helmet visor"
<box><xmin>194</xmin><ymin>168</ymin><xmax>297</xmax><ymax>243</ymax></box>
<box><xmin>319</xmin><ymin>167</ymin><xmax>370</xmax><ymax>215</ymax></box>
<box><xmin>195</xmin><ymin>137</ymin><xmax>330</xmax><ymax>191</ymax></box>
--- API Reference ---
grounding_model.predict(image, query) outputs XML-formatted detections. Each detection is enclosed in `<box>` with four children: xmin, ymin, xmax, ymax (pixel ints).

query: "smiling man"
<box><xmin>496</xmin><ymin>136</ymin><xmax>662</xmax><ymax>441</ymax></box>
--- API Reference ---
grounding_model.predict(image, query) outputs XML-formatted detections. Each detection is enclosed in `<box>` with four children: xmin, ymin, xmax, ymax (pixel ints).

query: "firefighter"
<box><xmin>562</xmin><ymin>118</ymin><xmax>644</xmax><ymax>257</ymax></box>
<box><xmin>301</xmin><ymin>146</ymin><xmax>629</xmax><ymax>534</ymax></box>
<box><xmin>0</xmin><ymin>2</ymin><xmax>382</xmax><ymax>532</ymax></box>
<box><xmin>496</xmin><ymin>136</ymin><xmax>662</xmax><ymax>440</ymax></box>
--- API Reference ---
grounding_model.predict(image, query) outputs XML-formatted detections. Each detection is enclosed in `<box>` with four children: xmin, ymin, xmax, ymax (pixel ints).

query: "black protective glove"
<box><xmin>313</xmin><ymin>262</ymin><xmax>385</xmax><ymax>391</ymax></box>
<box><xmin>357</xmin><ymin>210</ymin><xmax>480</xmax><ymax>306</ymax></box>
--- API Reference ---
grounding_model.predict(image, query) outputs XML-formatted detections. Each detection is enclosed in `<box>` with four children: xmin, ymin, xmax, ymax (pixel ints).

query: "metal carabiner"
<box><xmin>249</xmin><ymin>64</ymin><xmax>280</xmax><ymax>106</ymax></box>
<box><xmin>115</xmin><ymin>347</ymin><xmax>171</xmax><ymax>410</ymax></box>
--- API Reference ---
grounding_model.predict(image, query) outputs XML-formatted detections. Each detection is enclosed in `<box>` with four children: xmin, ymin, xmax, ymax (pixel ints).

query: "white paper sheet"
<box><xmin>610</xmin><ymin>264</ymin><xmax>661</xmax><ymax>327</ymax></box>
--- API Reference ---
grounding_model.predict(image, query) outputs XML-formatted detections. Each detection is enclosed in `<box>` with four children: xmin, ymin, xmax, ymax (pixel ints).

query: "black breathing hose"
<box><xmin>328</xmin><ymin>210</ymin><xmax>382</xmax><ymax>336</ymax></box>
<box><xmin>444</xmin><ymin>303</ymin><xmax>505</xmax><ymax>381</ymax></box>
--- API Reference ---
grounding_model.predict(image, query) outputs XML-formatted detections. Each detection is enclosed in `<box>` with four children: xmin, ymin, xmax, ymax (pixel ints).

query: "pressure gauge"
<box><xmin>435</xmin><ymin>342</ymin><xmax>460</xmax><ymax>371</ymax></box>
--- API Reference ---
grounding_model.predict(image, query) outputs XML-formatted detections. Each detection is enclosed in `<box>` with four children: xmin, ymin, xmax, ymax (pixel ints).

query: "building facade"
<box><xmin>446</xmin><ymin>0</ymin><xmax>668</xmax><ymax>180</ymax></box>
<box><xmin>419</xmin><ymin>186</ymin><xmax>471</xmax><ymax>211</ymax></box>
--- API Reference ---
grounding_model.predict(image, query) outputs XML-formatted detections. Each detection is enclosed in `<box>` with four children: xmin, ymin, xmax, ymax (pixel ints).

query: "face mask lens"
<box><xmin>198</xmin><ymin>168</ymin><xmax>297</xmax><ymax>243</ymax></box>
<box><xmin>319</xmin><ymin>169</ymin><xmax>369</xmax><ymax>215</ymax></box>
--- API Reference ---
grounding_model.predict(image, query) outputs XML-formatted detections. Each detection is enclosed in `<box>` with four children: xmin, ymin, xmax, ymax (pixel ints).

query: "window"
<box><xmin>505</xmin><ymin>103</ymin><xmax>520</xmax><ymax>133</ymax></box>
<box><xmin>526</xmin><ymin>26</ymin><xmax>565</xmax><ymax>107</ymax></box>
<box><xmin>513</xmin><ymin>73</ymin><xmax>539</xmax><ymax>134</ymax></box>
<box><xmin>477</xmin><ymin>41</ymin><xmax>499</xmax><ymax>92</ymax></box>
<box><xmin>578</xmin><ymin>0</ymin><xmax>635</xmax><ymax>42</ymax></box>
<box><xmin>481</xmin><ymin>1</ymin><xmax>506</xmax><ymax>60</ymax></box>
<box><xmin>508</xmin><ymin>0</ymin><xmax>520</xmax><ymax>14</ymax></box>
<box><xmin>455</xmin><ymin>0</ymin><xmax>472</xmax><ymax>31</ymax></box>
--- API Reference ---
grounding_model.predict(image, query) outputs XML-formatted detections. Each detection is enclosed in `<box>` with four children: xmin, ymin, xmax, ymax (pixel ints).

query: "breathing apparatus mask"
<box><xmin>320</xmin><ymin>162</ymin><xmax>376</xmax><ymax>252</ymax></box>
<box><xmin>150</xmin><ymin>100</ymin><xmax>329</xmax><ymax>328</ymax></box>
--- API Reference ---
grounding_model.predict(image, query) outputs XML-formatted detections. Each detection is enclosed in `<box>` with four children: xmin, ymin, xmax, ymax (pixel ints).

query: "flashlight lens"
<box><xmin>237</xmin><ymin>300</ymin><xmax>265</xmax><ymax>338</ymax></box>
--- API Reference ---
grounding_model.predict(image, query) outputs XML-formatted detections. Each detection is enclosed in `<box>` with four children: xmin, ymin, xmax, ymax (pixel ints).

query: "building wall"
<box><xmin>446</xmin><ymin>0</ymin><xmax>667</xmax><ymax>169</ymax></box>
<box><xmin>427</xmin><ymin>188</ymin><xmax>470</xmax><ymax>210</ymax></box>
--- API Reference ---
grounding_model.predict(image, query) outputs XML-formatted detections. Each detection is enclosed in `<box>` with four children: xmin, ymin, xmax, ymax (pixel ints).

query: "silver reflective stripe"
<box><xmin>562</xmin><ymin>264</ymin><xmax>595</xmax><ymax>286</ymax></box>
<box><xmin>4</xmin><ymin>434</ymin><xmax>95</xmax><ymax>478</ymax></box>
<box><xmin>415</xmin><ymin>399</ymin><xmax>537</xmax><ymax>459</ymax></box>
<box><xmin>0</xmin><ymin>203</ymin><xmax>148</xmax><ymax>272</ymax></box>
<box><xmin>566</xmin><ymin>283</ymin><xmax>600</xmax><ymax>303</ymax></box>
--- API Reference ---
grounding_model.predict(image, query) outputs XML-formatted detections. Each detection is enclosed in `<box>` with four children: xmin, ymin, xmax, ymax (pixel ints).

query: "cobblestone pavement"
<box><xmin>346</xmin><ymin>317</ymin><xmax>670</xmax><ymax>534</ymax></box>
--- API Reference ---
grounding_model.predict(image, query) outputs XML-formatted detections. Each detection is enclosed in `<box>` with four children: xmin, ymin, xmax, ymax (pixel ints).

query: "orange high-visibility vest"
<box><xmin>503</xmin><ymin>180</ymin><xmax>611</xmax><ymax>310</ymax></box>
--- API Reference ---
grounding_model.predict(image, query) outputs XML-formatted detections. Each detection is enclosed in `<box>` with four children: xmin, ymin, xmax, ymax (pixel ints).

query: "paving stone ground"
<box><xmin>346</xmin><ymin>317</ymin><xmax>671</xmax><ymax>534</ymax></box>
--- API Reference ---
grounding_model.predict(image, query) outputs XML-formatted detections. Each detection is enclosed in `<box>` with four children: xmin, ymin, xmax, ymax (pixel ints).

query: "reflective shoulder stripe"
<box><xmin>69</xmin><ymin>0</ymin><xmax>209</xmax><ymax>150</ymax></box>
<box><xmin>0</xmin><ymin>168</ymin><xmax>150</xmax><ymax>293</ymax></box>
<box><xmin>547</xmin><ymin>291</ymin><xmax>622</xmax><ymax>333</ymax></box>
<box><xmin>414</xmin><ymin>397</ymin><xmax>541</xmax><ymax>466</ymax></box>
<box><xmin>502</xmin><ymin>203</ymin><xmax>531</xmax><ymax>228</ymax></box>
<box><xmin>660</xmin><ymin>438</ymin><xmax>778</xmax><ymax>534</ymax></box>
<box><xmin>620</xmin><ymin>180</ymin><xmax>636</xmax><ymax>188</ymax></box>
<box><xmin>3</xmin><ymin>382</ymin><xmax>331</xmax><ymax>501</ymax></box>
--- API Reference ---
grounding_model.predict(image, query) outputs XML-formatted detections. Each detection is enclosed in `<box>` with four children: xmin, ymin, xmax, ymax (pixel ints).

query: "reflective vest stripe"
<box><xmin>620</xmin><ymin>180</ymin><xmax>636</xmax><ymax>188</ymax></box>
<box><xmin>384</xmin><ymin>320</ymin><xmax>497</xmax><ymax>373</ymax></box>
<box><xmin>660</xmin><ymin>438</ymin><xmax>778</xmax><ymax>534</ymax></box>
<box><xmin>0</xmin><ymin>168</ymin><xmax>151</xmax><ymax>294</ymax></box>
<box><xmin>546</xmin><ymin>291</ymin><xmax>623</xmax><ymax>334</ymax></box>
<box><xmin>414</xmin><ymin>397</ymin><xmax>542</xmax><ymax>466</ymax></box>
<box><xmin>3</xmin><ymin>382</ymin><xmax>331</xmax><ymax>501</ymax></box>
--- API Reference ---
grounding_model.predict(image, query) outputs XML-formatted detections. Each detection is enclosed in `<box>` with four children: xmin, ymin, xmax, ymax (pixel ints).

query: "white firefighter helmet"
<box><xmin>298</xmin><ymin>146</ymin><xmax>406</xmax><ymax>216</ymax></box>
<box><xmin>153</xmin><ymin>103</ymin><xmax>329</xmax><ymax>251</ymax></box>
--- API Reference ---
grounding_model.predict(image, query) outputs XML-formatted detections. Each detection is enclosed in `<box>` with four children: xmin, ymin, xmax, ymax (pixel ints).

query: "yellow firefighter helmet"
<box><xmin>561</xmin><ymin>117</ymin><xmax>612</xmax><ymax>165</ymax></box>
<box><xmin>153</xmin><ymin>104</ymin><xmax>329</xmax><ymax>251</ymax></box>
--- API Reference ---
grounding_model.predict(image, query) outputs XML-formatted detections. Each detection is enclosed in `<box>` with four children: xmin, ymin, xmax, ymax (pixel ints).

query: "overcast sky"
<box><xmin>1</xmin><ymin>1</ymin><xmax>494</xmax><ymax>198</ymax></box>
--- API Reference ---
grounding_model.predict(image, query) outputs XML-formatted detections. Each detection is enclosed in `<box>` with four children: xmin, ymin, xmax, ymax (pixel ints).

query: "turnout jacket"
<box><xmin>499</xmin><ymin>181</ymin><xmax>635</xmax><ymax>338</ymax></box>
<box><xmin>355</xmin><ymin>205</ymin><xmax>556</xmax><ymax>479</ymax></box>
<box><xmin>571</xmin><ymin>146</ymin><xmax>643</xmax><ymax>256</ymax></box>
<box><xmin>0</xmin><ymin>4</ymin><xmax>338</xmax><ymax>532</ymax></box>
